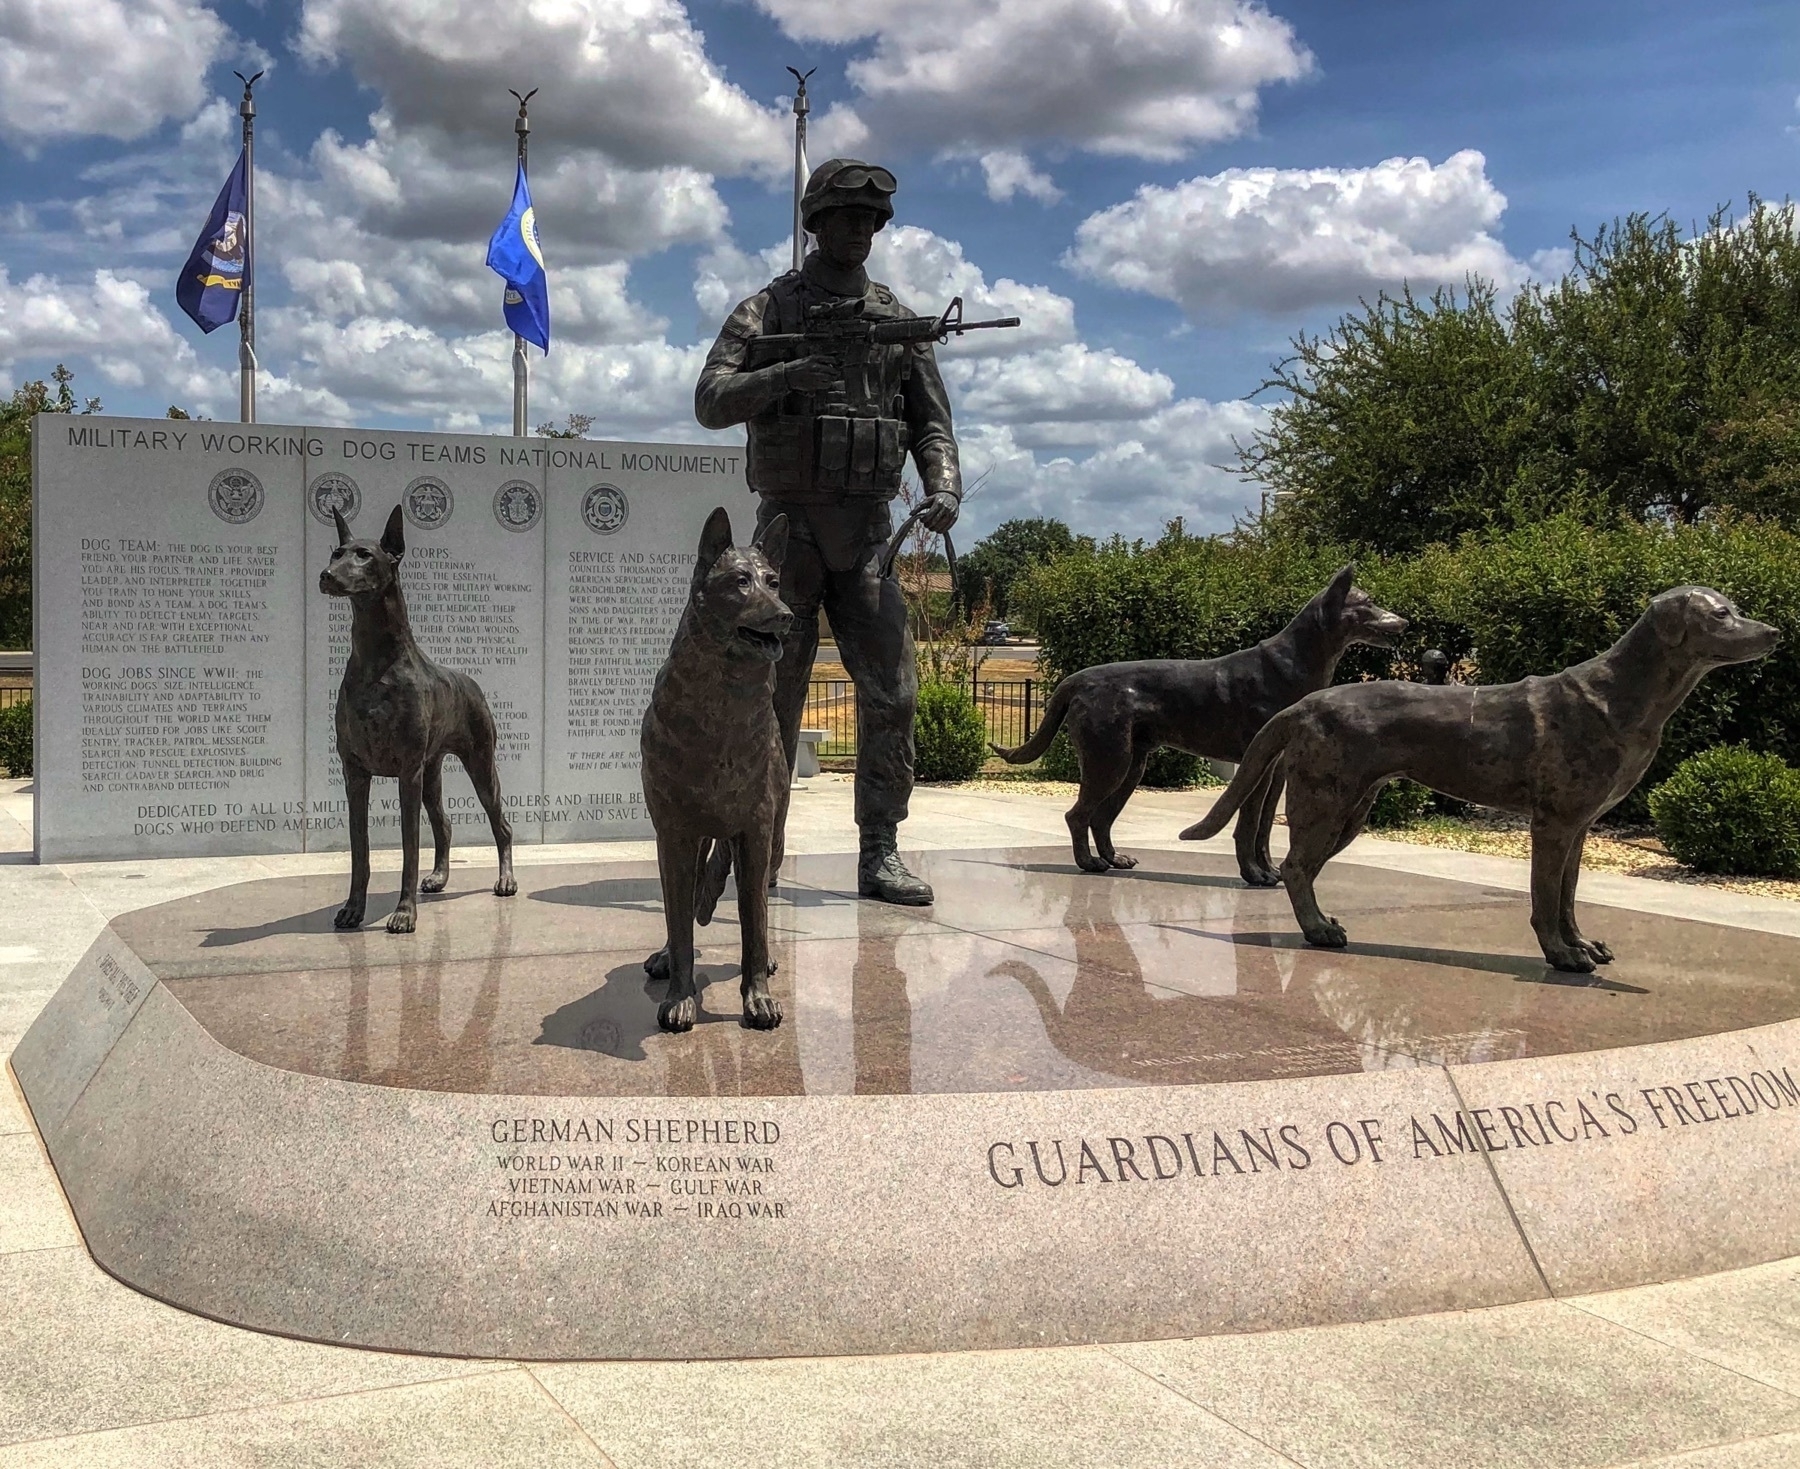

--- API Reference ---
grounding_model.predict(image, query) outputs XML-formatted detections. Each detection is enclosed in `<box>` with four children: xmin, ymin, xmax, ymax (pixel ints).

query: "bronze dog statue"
<box><xmin>641</xmin><ymin>507</ymin><xmax>791</xmax><ymax>1032</ymax></box>
<box><xmin>319</xmin><ymin>505</ymin><xmax>516</xmax><ymax>933</ymax></box>
<box><xmin>995</xmin><ymin>566</ymin><xmax>1407</xmax><ymax>880</ymax></box>
<box><xmin>1183</xmin><ymin>586</ymin><xmax>1778</xmax><ymax>972</ymax></box>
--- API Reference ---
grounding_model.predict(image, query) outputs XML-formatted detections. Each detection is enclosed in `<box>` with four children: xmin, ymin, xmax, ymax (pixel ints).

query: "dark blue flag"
<box><xmin>486</xmin><ymin>161</ymin><xmax>549</xmax><ymax>351</ymax></box>
<box><xmin>176</xmin><ymin>149</ymin><xmax>249</xmax><ymax>334</ymax></box>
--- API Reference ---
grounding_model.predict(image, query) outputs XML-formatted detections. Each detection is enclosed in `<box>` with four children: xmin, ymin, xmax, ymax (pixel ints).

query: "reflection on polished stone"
<box><xmin>115</xmin><ymin>847</ymin><xmax>1800</xmax><ymax>1098</ymax></box>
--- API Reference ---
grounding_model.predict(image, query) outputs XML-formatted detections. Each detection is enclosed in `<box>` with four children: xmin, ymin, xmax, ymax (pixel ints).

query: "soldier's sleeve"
<box><xmin>903</xmin><ymin>341</ymin><xmax>964</xmax><ymax>501</ymax></box>
<box><xmin>693</xmin><ymin>291</ymin><xmax>788</xmax><ymax>431</ymax></box>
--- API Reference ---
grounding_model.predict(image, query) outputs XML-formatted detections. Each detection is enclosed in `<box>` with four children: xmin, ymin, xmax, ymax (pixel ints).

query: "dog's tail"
<box><xmin>1179</xmin><ymin>709</ymin><xmax>1298</xmax><ymax>842</ymax></box>
<box><xmin>992</xmin><ymin>674</ymin><xmax>1077</xmax><ymax>764</ymax></box>
<box><xmin>694</xmin><ymin>839</ymin><xmax>732</xmax><ymax>927</ymax></box>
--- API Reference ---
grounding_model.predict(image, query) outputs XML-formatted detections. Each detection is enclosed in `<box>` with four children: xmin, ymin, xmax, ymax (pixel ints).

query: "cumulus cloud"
<box><xmin>975</xmin><ymin>151</ymin><xmax>1063</xmax><ymax>206</ymax></box>
<box><xmin>0</xmin><ymin>267</ymin><xmax>224</xmax><ymax>405</ymax></box>
<box><xmin>296</xmin><ymin>0</ymin><xmax>789</xmax><ymax>177</ymax></box>
<box><xmin>0</xmin><ymin>0</ymin><xmax>230</xmax><ymax>147</ymax></box>
<box><xmin>943</xmin><ymin>345</ymin><xmax>1171</xmax><ymax>442</ymax></box>
<box><xmin>756</xmin><ymin>0</ymin><xmax>1310</xmax><ymax>161</ymax></box>
<box><xmin>1068</xmin><ymin>150</ymin><xmax>1534</xmax><ymax>321</ymax></box>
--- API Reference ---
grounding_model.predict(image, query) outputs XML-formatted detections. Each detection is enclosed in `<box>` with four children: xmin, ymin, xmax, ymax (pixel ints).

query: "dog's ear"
<box><xmin>1324</xmin><ymin>562</ymin><xmax>1355</xmax><ymax>611</ymax></box>
<box><xmin>380</xmin><ymin>504</ymin><xmax>406</xmax><ymax>563</ymax></box>
<box><xmin>696</xmin><ymin>506</ymin><xmax>734</xmax><ymax>570</ymax></box>
<box><xmin>1649</xmin><ymin>589</ymin><xmax>1689</xmax><ymax>647</ymax></box>
<box><xmin>333</xmin><ymin>507</ymin><xmax>351</xmax><ymax>548</ymax></box>
<box><xmin>754</xmin><ymin>513</ymin><xmax>789</xmax><ymax>572</ymax></box>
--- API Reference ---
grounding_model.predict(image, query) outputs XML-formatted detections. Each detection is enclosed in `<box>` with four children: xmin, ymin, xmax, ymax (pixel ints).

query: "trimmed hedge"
<box><xmin>0</xmin><ymin>697</ymin><xmax>29</xmax><ymax>778</ymax></box>
<box><xmin>1649</xmin><ymin>746</ymin><xmax>1800</xmax><ymax>878</ymax></box>
<box><xmin>914</xmin><ymin>681</ymin><xmax>989</xmax><ymax>783</ymax></box>
<box><xmin>1366</xmin><ymin>779</ymin><xmax>1433</xmax><ymax>829</ymax></box>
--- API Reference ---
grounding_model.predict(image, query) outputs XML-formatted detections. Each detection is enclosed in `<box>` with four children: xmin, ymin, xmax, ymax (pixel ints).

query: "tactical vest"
<box><xmin>743</xmin><ymin>271</ymin><xmax>913</xmax><ymax>503</ymax></box>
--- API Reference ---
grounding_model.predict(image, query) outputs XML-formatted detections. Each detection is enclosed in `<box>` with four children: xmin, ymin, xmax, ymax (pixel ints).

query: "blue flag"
<box><xmin>486</xmin><ymin>162</ymin><xmax>549</xmax><ymax>351</ymax></box>
<box><xmin>176</xmin><ymin>149</ymin><xmax>249</xmax><ymax>334</ymax></box>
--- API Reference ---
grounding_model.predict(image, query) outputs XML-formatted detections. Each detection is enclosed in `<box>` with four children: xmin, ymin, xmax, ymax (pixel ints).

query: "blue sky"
<box><xmin>0</xmin><ymin>0</ymin><xmax>1794</xmax><ymax>541</ymax></box>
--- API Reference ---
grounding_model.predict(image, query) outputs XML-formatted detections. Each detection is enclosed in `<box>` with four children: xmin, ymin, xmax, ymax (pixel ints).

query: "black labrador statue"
<box><xmin>1183</xmin><ymin>586</ymin><xmax>1778</xmax><ymax>972</ymax></box>
<box><xmin>319</xmin><ymin>505</ymin><xmax>517</xmax><ymax>933</ymax></box>
<box><xmin>641</xmin><ymin>508</ymin><xmax>792</xmax><ymax>1033</ymax></box>
<box><xmin>995</xmin><ymin>565</ymin><xmax>1407</xmax><ymax>881</ymax></box>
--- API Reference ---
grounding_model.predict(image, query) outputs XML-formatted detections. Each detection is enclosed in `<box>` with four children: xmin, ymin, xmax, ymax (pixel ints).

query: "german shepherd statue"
<box><xmin>319</xmin><ymin>504</ymin><xmax>517</xmax><ymax>934</ymax></box>
<box><xmin>995</xmin><ymin>566</ymin><xmax>1407</xmax><ymax>881</ymax></box>
<box><xmin>641</xmin><ymin>507</ymin><xmax>792</xmax><ymax>1032</ymax></box>
<box><xmin>1184</xmin><ymin>586</ymin><xmax>1778</xmax><ymax>972</ymax></box>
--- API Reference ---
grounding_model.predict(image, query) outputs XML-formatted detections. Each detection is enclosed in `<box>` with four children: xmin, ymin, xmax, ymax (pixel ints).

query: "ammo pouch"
<box><xmin>816</xmin><ymin>416</ymin><xmax>907</xmax><ymax>495</ymax></box>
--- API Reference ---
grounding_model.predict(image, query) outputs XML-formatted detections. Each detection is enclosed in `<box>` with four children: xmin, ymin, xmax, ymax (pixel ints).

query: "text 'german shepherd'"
<box><xmin>641</xmin><ymin>508</ymin><xmax>792</xmax><ymax>1032</ymax></box>
<box><xmin>319</xmin><ymin>504</ymin><xmax>516</xmax><ymax>934</ymax></box>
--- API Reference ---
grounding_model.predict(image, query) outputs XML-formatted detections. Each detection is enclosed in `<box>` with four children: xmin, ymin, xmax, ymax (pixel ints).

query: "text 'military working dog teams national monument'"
<box><xmin>13</xmin><ymin>156</ymin><xmax>1800</xmax><ymax>1363</ymax></box>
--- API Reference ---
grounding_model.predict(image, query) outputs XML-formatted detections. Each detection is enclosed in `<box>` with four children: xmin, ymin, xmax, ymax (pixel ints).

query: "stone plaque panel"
<box><xmin>32</xmin><ymin>417</ymin><xmax>309</xmax><ymax>861</ymax></box>
<box><xmin>542</xmin><ymin>442</ymin><xmax>741</xmax><ymax>842</ymax></box>
<box><xmin>300</xmin><ymin>429</ymin><xmax>548</xmax><ymax>850</ymax></box>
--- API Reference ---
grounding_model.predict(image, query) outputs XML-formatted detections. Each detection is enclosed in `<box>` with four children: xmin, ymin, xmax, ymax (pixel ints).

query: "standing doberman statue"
<box><xmin>319</xmin><ymin>505</ymin><xmax>516</xmax><ymax>934</ymax></box>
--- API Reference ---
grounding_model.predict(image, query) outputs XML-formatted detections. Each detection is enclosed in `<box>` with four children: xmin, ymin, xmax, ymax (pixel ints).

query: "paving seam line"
<box><xmin>1559</xmin><ymin>1296</ymin><xmax>1800</xmax><ymax>1407</ymax></box>
<box><xmin>1440</xmin><ymin>1062</ymin><xmax>1555</xmax><ymax>1298</ymax></box>
<box><xmin>1095</xmin><ymin>1343</ymin><xmax>1312</xmax><ymax>1468</ymax></box>
<box><xmin>520</xmin><ymin>1365</ymin><xmax>623</xmax><ymax>1467</ymax></box>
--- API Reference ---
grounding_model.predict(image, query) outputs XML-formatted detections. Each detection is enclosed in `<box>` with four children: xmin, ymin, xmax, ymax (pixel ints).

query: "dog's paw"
<box><xmin>420</xmin><ymin>870</ymin><xmax>449</xmax><ymax>894</ymax></box>
<box><xmin>741</xmin><ymin>989</ymin><xmax>783</xmax><ymax>1030</ymax></box>
<box><xmin>644</xmin><ymin>946</ymin><xmax>671</xmax><ymax>980</ymax></box>
<box><xmin>333</xmin><ymin>902</ymin><xmax>364</xmax><ymax>930</ymax></box>
<box><xmin>1543</xmin><ymin>941</ymin><xmax>1596</xmax><ymax>974</ymax></box>
<box><xmin>1075</xmin><ymin>854</ymin><xmax>1111</xmax><ymax>874</ymax></box>
<box><xmin>1240</xmin><ymin>865</ymin><xmax>1282</xmax><ymax>888</ymax></box>
<box><xmin>1583</xmin><ymin>938</ymin><xmax>1614</xmax><ymax>965</ymax></box>
<box><xmin>1106</xmin><ymin>852</ymin><xmax>1139</xmax><ymax>870</ymax></box>
<box><xmin>658</xmin><ymin>992</ymin><xmax>698</xmax><ymax>1033</ymax></box>
<box><xmin>1303</xmin><ymin>917</ymin><xmax>1348</xmax><ymax>949</ymax></box>
<box><xmin>385</xmin><ymin>906</ymin><xmax>417</xmax><ymax>935</ymax></box>
<box><xmin>494</xmin><ymin>871</ymin><xmax>518</xmax><ymax>898</ymax></box>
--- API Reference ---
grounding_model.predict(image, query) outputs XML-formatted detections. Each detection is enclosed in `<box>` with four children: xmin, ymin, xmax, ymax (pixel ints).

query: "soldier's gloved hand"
<box><xmin>779</xmin><ymin>356</ymin><xmax>838</xmax><ymax>392</ymax></box>
<box><xmin>919</xmin><ymin>491</ymin><xmax>960</xmax><ymax>533</ymax></box>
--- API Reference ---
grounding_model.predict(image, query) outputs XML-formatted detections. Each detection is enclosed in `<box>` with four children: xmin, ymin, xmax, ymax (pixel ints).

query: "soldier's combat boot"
<box><xmin>857</xmin><ymin>823</ymin><xmax>933</xmax><ymax>906</ymax></box>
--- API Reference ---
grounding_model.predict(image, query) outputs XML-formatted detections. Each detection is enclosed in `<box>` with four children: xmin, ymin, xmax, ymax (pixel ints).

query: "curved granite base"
<box><xmin>12</xmin><ymin>846</ymin><xmax>1800</xmax><ymax>1359</ymax></box>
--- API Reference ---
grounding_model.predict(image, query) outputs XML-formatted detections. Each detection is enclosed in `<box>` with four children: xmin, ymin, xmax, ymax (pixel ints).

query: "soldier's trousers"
<box><xmin>756</xmin><ymin>499</ymin><xmax>917</xmax><ymax>834</ymax></box>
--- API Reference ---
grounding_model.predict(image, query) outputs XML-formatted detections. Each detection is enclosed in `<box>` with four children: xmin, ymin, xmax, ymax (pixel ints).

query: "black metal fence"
<box><xmin>804</xmin><ymin>677</ymin><xmax>1039</xmax><ymax>758</ymax></box>
<box><xmin>0</xmin><ymin>687</ymin><xmax>28</xmax><ymax>711</ymax></box>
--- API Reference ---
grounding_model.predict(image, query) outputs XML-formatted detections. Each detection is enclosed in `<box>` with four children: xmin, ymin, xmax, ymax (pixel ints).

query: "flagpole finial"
<box><xmin>509</xmin><ymin>87</ymin><xmax>537</xmax><ymax>136</ymax></box>
<box><xmin>787</xmin><ymin>66</ymin><xmax>814</xmax><ymax>118</ymax></box>
<box><xmin>235</xmin><ymin>69</ymin><xmax>263</xmax><ymax>118</ymax></box>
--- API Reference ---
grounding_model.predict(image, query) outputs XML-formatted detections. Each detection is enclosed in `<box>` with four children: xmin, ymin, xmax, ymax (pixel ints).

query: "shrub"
<box><xmin>1365</xmin><ymin>778</ymin><xmax>1433</xmax><ymax>829</ymax></box>
<box><xmin>913</xmin><ymin>681</ymin><xmax>989</xmax><ymax>782</ymax></box>
<box><xmin>1033</xmin><ymin>728</ymin><xmax>1211</xmax><ymax>788</ymax></box>
<box><xmin>1648</xmin><ymin>746</ymin><xmax>1800</xmax><ymax>878</ymax></box>
<box><xmin>0</xmin><ymin>697</ymin><xmax>29</xmax><ymax>778</ymax></box>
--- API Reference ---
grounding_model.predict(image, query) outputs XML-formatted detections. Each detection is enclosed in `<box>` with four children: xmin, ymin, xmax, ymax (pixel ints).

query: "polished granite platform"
<box><xmin>117</xmin><ymin>845</ymin><xmax>1800</xmax><ymax>1096</ymax></box>
<box><xmin>13</xmin><ymin>845</ymin><xmax>1800</xmax><ymax>1359</ymax></box>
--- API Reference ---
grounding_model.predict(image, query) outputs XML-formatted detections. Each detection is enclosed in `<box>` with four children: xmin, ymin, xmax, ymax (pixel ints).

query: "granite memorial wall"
<box><xmin>33</xmin><ymin>415</ymin><xmax>738</xmax><ymax>861</ymax></box>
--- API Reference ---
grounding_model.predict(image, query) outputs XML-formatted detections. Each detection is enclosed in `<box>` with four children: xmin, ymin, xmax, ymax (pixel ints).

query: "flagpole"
<box><xmin>787</xmin><ymin>67</ymin><xmax>814</xmax><ymax>272</ymax></box>
<box><xmin>512</xmin><ymin>92</ymin><xmax>531</xmax><ymax>437</ymax></box>
<box><xmin>236</xmin><ymin>71</ymin><xmax>262</xmax><ymax>424</ymax></box>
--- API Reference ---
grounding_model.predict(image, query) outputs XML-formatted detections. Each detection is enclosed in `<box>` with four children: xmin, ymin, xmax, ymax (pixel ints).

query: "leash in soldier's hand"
<box><xmin>879</xmin><ymin>505</ymin><xmax>957</xmax><ymax>601</ymax></box>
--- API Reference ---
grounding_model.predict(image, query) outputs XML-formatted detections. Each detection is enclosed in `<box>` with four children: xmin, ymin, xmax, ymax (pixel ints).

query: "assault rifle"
<box><xmin>745</xmin><ymin>295</ymin><xmax>1020</xmax><ymax>368</ymax></box>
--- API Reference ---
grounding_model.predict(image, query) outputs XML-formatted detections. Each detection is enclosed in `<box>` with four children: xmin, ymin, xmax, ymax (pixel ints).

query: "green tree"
<box><xmin>537</xmin><ymin>413</ymin><xmax>595</xmax><ymax>438</ymax></box>
<box><xmin>957</xmin><ymin>516</ymin><xmax>1091</xmax><ymax>620</ymax></box>
<box><xmin>1</xmin><ymin>366</ymin><xmax>101</xmax><ymax>648</ymax></box>
<box><xmin>1242</xmin><ymin>199</ymin><xmax>1800</xmax><ymax>554</ymax></box>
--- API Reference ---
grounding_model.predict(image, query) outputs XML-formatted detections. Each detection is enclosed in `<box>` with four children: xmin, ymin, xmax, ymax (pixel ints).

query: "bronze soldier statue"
<box><xmin>696</xmin><ymin>159</ymin><xmax>963</xmax><ymax>905</ymax></box>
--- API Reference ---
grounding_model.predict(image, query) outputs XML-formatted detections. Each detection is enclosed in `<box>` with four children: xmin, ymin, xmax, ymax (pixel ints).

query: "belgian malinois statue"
<box><xmin>1184</xmin><ymin>586</ymin><xmax>1778</xmax><ymax>972</ymax></box>
<box><xmin>319</xmin><ymin>504</ymin><xmax>517</xmax><ymax>934</ymax></box>
<box><xmin>994</xmin><ymin>566</ymin><xmax>1407</xmax><ymax>880</ymax></box>
<box><xmin>641</xmin><ymin>507</ymin><xmax>792</xmax><ymax>1033</ymax></box>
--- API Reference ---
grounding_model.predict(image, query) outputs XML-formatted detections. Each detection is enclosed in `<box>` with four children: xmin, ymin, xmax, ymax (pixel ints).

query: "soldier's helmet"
<box><xmin>800</xmin><ymin>159</ymin><xmax>897</xmax><ymax>231</ymax></box>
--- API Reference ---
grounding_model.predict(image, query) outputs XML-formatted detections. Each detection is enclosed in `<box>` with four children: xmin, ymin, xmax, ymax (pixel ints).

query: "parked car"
<box><xmin>978</xmin><ymin>620</ymin><xmax>1011</xmax><ymax>646</ymax></box>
